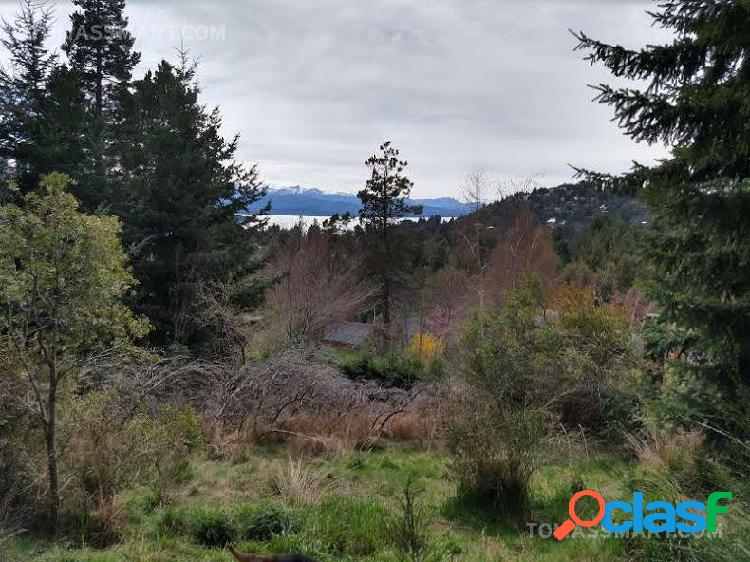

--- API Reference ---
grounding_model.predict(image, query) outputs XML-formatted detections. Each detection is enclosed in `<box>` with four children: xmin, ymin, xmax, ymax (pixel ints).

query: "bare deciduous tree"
<box><xmin>496</xmin><ymin>176</ymin><xmax>542</xmax><ymax>200</ymax></box>
<box><xmin>460</xmin><ymin>168</ymin><xmax>491</xmax><ymax>212</ymax></box>
<box><xmin>486</xmin><ymin>203</ymin><xmax>559</xmax><ymax>296</ymax></box>
<box><xmin>263</xmin><ymin>230</ymin><xmax>374</xmax><ymax>343</ymax></box>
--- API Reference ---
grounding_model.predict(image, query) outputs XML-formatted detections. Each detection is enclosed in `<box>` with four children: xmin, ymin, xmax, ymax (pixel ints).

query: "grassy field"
<box><xmin>4</xmin><ymin>443</ymin><xmax>633</xmax><ymax>562</ymax></box>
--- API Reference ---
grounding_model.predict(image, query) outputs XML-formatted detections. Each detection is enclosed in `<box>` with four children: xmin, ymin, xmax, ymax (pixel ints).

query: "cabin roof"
<box><xmin>325</xmin><ymin>321</ymin><xmax>374</xmax><ymax>347</ymax></box>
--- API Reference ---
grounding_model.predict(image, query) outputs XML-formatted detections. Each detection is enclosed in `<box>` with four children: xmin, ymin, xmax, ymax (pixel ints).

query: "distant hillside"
<box><xmin>248</xmin><ymin>186</ymin><xmax>471</xmax><ymax>217</ymax></box>
<box><xmin>525</xmin><ymin>183</ymin><xmax>650</xmax><ymax>229</ymax></box>
<box><xmin>451</xmin><ymin>183</ymin><xmax>650</xmax><ymax>233</ymax></box>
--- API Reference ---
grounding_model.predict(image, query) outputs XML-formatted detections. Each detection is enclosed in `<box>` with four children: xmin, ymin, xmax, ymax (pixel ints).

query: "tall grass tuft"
<box><xmin>270</xmin><ymin>458</ymin><xmax>322</xmax><ymax>506</ymax></box>
<box><xmin>236</xmin><ymin>504</ymin><xmax>298</xmax><ymax>541</ymax></box>
<box><xmin>627</xmin><ymin>428</ymin><xmax>704</xmax><ymax>472</ymax></box>
<box><xmin>187</xmin><ymin>506</ymin><xmax>236</xmax><ymax>546</ymax></box>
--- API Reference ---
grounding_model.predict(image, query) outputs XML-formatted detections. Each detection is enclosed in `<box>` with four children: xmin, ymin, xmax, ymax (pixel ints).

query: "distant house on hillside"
<box><xmin>324</xmin><ymin>321</ymin><xmax>375</xmax><ymax>349</ymax></box>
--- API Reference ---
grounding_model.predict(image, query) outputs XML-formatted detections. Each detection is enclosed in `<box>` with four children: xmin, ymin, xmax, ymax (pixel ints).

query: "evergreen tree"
<box><xmin>557</xmin><ymin>214</ymin><xmax>644</xmax><ymax>298</ymax></box>
<box><xmin>122</xmin><ymin>58</ymin><xmax>266</xmax><ymax>349</ymax></box>
<box><xmin>62</xmin><ymin>0</ymin><xmax>141</xmax><ymax>211</ymax></box>
<box><xmin>63</xmin><ymin>0</ymin><xmax>140</xmax><ymax>120</ymax></box>
<box><xmin>574</xmin><ymin>1</ymin><xmax>750</xmax><ymax>439</ymax></box>
<box><xmin>358</xmin><ymin>141</ymin><xmax>421</xmax><ymax>327</ymax></box>
<box><xmin>40</xmin><ymin>66</ymin><xmax>99</xmax><ymax>209</ymax></box>
<box><xmin>0</xmin><ymin>1</ymin><xmax>58</xmax><ymax>194</ymax></box>
<box><xmin>0</xmin><ymin>2</ymin><xmax>98</xmax><ymax>208</ymax></box>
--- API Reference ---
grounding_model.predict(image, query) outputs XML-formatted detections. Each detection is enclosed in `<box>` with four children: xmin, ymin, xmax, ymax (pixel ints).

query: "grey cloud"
<box><xmin>0</xmin><ymin>0</ymin><xmax>671</xmax><ymax>196</ymax></box>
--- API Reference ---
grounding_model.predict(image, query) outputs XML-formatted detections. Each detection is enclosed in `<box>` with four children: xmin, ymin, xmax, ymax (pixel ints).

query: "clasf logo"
<box><xmin>554</xmin><ymin>489</ymin><xmax>732</xmax><ymax>540</ymax></box>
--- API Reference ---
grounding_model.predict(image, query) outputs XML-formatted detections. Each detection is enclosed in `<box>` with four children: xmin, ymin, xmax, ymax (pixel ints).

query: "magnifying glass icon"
<box><xmin>553</xmin><ymin>490</ymin><xmax>606</xmax><ymax>541</ymax></box>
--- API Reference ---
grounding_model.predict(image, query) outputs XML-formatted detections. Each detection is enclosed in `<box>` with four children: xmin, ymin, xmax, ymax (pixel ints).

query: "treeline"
<box><xmin>0</xmin><ymin>0</ymin><xmax>267</xmax><ymax>353</ymax></box>
<box><xmin>0</xmin><ymin>0</ymin><xmax>270</xmax><ymax>536</ymax></box>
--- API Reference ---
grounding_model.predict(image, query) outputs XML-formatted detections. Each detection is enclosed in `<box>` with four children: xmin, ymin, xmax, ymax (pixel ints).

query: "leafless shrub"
<box><xmin>388</xmin><ymin>391</ymin><xmax>449</xmax><ymax>445</ymax></box>
<box><xmin>204</xmin><ymin>349</ymin><xmax>346</xmax><ymax>438</ymax></box>
<box><xmin>74</xmin><ymin>348</ymin><xmax>445</xmax><ymax>461</ymax></box>
<box><xmin>191</xmin><ymin>276</ymin><xmax>262</xmax><ymax>361</ymax></box>
<box><xmin>194</xmin><ymin>348</ymin><xmax>436</xmax><ymax>458</ymax></box>
<box><xmin>446</xmin><ymin>202</ymin><xmax>559</xmax><ymax>327</ymax></box>
<box><xmin>496</xmin><ymin>176</ymin><xmax>542</xmax><ymax>199</ymax></box>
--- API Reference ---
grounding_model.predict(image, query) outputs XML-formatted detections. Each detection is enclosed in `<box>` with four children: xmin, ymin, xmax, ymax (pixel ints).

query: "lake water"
<box><xmin>263</xmin><ymin>215</ymin><xmax>456</xmax><ymax>230</ymax></box>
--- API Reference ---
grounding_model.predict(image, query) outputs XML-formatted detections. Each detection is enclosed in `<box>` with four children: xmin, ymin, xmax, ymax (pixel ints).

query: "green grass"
<box><xmin>4</xmin><ymin>444</ymin><xmax>635</xmax><ymax>561</ymax></box>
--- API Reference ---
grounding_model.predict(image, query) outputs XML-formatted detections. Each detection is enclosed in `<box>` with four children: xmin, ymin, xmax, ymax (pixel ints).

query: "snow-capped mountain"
<box><xmin>249</xmin><ymin>186</ymin><xmax>470</xmax><ymax>217</ymax></box>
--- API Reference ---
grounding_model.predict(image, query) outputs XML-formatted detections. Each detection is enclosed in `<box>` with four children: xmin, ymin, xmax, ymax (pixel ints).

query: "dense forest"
<box><xmin>0</xmin><ymin>1</ymin><xmax>748</xmax><ymax>561</ymax></box>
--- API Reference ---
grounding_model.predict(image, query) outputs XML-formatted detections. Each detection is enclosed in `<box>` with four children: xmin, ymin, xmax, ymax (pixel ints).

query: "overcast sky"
<box><xmin>0</xmin><ymin>0</ymin><xmax>672</xmax><ymax>198</ymax></box>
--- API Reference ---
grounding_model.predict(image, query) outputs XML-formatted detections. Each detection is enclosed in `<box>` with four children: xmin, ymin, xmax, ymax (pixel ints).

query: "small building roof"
<box><xmin>325</xmin><ymin>321</ymin><xmax>374</xmax><ymax>347</ymax></box>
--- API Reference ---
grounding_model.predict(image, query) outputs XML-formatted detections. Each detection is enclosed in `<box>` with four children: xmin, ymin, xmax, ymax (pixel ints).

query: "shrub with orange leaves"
<box><xmin>407</xmin><ymin>332</ymin><xmax>444</xmax><ymax>361</ymax></box>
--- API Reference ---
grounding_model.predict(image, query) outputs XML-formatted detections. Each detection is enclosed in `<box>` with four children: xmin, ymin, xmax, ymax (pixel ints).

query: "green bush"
<box><xmin>388</xmin><ymin>479</ymin><xmax>429</xmax><ymax>562</ymax></box>
<box><xmin>155</xmin><ymin>505</ymin><xmax>187</xmax><ymax>536</ymax></box>
<box><xmin>447</xmin><ymin>276</ymin><xmax>639</xmax><ymax>525</ymax></box>
<box><xmin>557</xmin><ymin>381</ymin><xmax>642</xmax><ymax>439</ymax></box>
<box><xmin>446</xmin><ymin>278</ymin><xmax>553</xmax><ymax>525</ymax></box>
<box><xmin>446</xmin><ymin>405</ymin><xmax>544</xmax><ymax>525</ymax></box>
<box><xmin>0</xmin><ymin>433</ymin><xmax>38</xmax><ymax>529</ymax></box>
<box><xmin>339</xmin><ymin>350</ymin><xmax>422</xmax><ymax>388</ymax></box>
<box><xmin>622</xmin><ymin>434</ymin><xmax>749</xmax><ymax>562</ymax></box>
<box><xmin>63</xmin><ymin>391</ymin><xmax>204</xmax><ymax>512</ymax></box>
<box><xmin>623</xmin><ymin>466</ymin><xmax>743</xmax><ymax>561</ymax></box>
<box><xmin>124</xmin><ymin>488</ymin><xmax>168</xmax><ymax>518</ymax></box>
<box><xmin>187</xmin><ymin>506</ymin><xmax>236</xmax><ymax>546</ymax></box>
<box><xmin>236</xmin><ymin>504</ymin><xmax>298</xmax><ymax>541</ymax></box>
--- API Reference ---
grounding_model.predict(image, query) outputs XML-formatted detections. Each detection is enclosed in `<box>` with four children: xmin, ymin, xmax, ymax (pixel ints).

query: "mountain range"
<box><xmin>249</xmin><ymin>186</ymin><xmax>470</xmax><ymax>217</ymax></box>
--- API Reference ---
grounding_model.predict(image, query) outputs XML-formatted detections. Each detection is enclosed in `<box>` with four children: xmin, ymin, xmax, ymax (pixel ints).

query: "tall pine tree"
<box><xmin>0</xmin><ymin>1</ymin><xmax>98</xmax><ymax>209</ymax></box>
<box><xmin>358</xmin><ymin>141</ymin><xmax>421</xmax><ymax>328</ymax></box>
<box><xmin>0</xmin><ymin>1</ymin><xmax>58</xmax><ymax>195</ymax></box>
<box><xmin>64</xmin><ymin>0</ymin><xmax>140</xmax><ymax>120</ymax></box>
<box><xmin>574</xmin><ymin>1</ymin><xmax>750</xmax><ymax>440</ymax></box>
<box><xmin>63</xmin><ymin>0</ymin><xmax>141</xmax><ymax>210</ymax></box>
<box><xmin>122</xmin><ymin>58</ymin><xmax>266</xmax><ymax>349</ymax></box>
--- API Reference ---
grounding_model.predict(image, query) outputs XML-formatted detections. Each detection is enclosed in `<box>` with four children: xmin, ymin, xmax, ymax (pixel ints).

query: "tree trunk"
<box><xmin>45</xmin><ymin>378</ymin><xmax>59</xmax><ymax>535</ymax></box>
<box><xmin>381</xmin><ymin>210</ymin><xmax>391</xmax><ymax>330</ymax></box>
<box><xmin>383</xmin><ymin>274</ymin><xmax>391</xmax><ymax>327</ymax></box>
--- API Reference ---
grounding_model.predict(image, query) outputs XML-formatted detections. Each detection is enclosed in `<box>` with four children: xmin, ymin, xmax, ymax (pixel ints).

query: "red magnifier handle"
<box><xmin>554</xmin><ymin>519</ymin><xmax>576</xmax><ymax>541</ymax></box>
